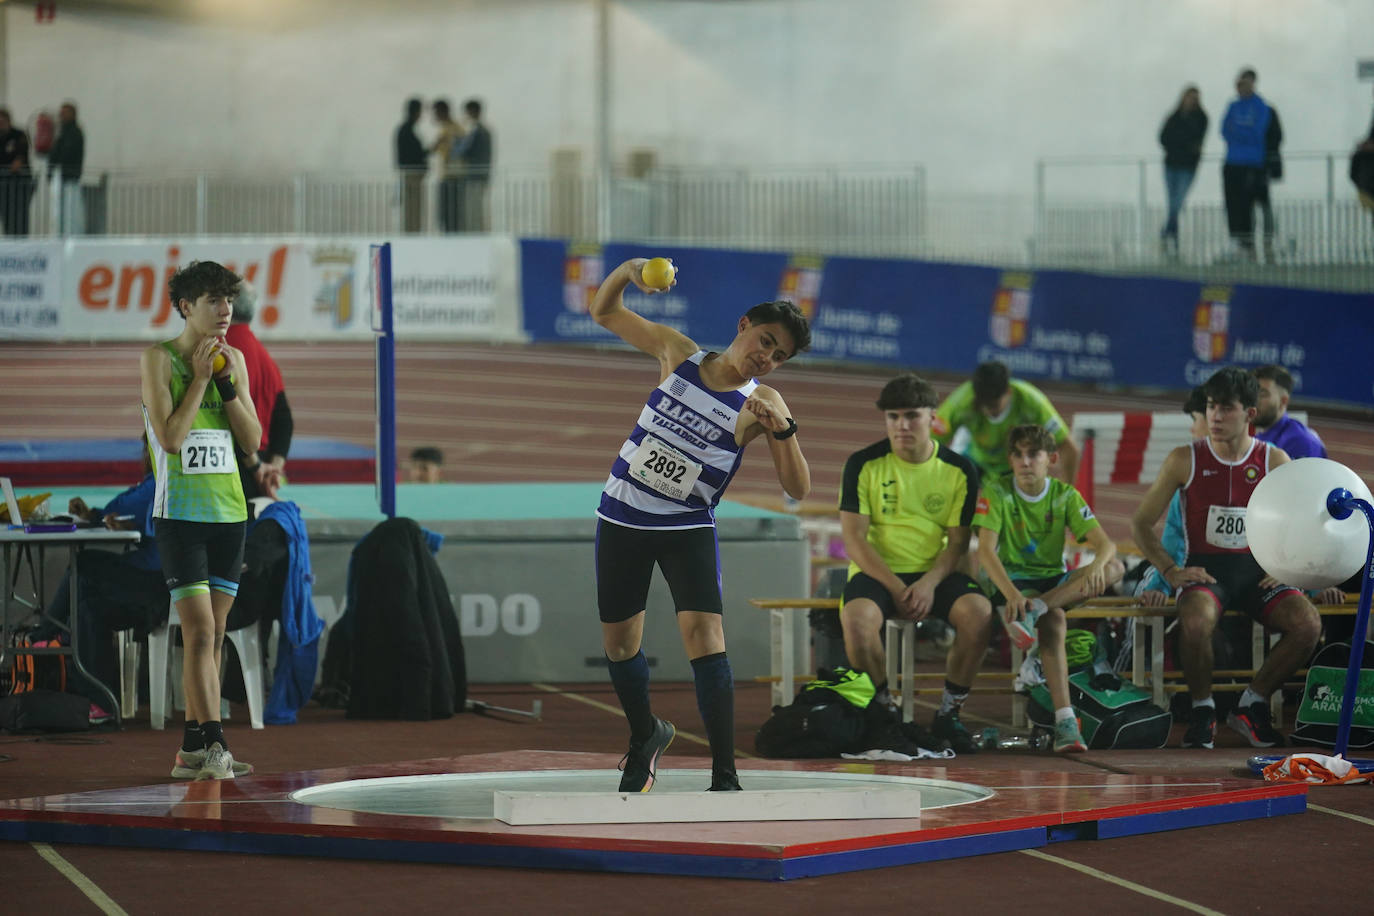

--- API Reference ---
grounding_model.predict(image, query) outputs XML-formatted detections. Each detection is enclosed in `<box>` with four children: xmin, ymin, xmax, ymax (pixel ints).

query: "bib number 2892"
<box><xmin>629</xmin><ymin>434</ymin><xmax>702</xmax><ymax>502</ymax></box>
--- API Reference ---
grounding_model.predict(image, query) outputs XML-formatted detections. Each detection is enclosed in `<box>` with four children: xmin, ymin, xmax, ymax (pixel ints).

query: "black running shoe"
<box><xmin>1182</xmin><ymin>705</ymin><xmax>1216</xmax><ymax>749</ymax></box>
<box><xmin>1227</xmin><ymin>701</ymin><xmax>1284</xmax><ymax>748</ymax></box>
<box><xmin>931</xmin><ymin>711</ymin><xmax>977</xmax><ymax>754</ymax></box>
<box><xmin>708</xmin><ymin>770</ymin><xmax>742</xmax><ymax>791</ymax></box>
<box><xmin>618</xmin><ymin>717</ymin><xmax>675</xmax><ymax>792</ymax></box>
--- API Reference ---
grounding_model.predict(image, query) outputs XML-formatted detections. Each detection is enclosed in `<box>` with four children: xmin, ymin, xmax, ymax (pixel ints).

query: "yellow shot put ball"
<box><xmin>641</xmin><ymin>257</ymin><xmax>676</xmax><ymax>290</ymax></box>
<box><xmin>212</xmin><ymin>352</ymin><xmax>227</xmax><ymax>374</ymax></box>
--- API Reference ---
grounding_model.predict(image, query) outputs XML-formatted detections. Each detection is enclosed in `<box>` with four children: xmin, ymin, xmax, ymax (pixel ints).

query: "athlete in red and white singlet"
<box><xmin>1180</xmin><ymin>437</ymin><xmax>1272</xmax><ymax>558</ymax></box>
<box><xmin>1132</xmin><ymin>367</ymin><xmax>1320</xmax><ymax>750</ymax></box>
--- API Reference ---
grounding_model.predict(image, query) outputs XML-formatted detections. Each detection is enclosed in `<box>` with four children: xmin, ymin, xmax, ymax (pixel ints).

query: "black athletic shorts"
<box><xmin>842</xmin><ymin>570</ymin><xmax>984</xmax><ymax>621</ymax></box>
<box><xmin>154</xmin><ymin>518</ymin><xmax>246</xmax><ymax>599</ymax></box>
<box><xmin>1181</xmin><ymin>552</ymin><xmax>1302</xmax><ymax>623</ymax></box>
<box><xmin>595</xmin><ymin>519</ymin><xmax>723</xmax><ymax>623</ymax></box>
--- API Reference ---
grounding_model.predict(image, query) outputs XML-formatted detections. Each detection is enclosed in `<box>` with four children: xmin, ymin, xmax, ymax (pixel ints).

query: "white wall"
<box><xmin>3</xmin><ymin>0</ymin><xmax>1371</xmax><ymax>197</ymax></box>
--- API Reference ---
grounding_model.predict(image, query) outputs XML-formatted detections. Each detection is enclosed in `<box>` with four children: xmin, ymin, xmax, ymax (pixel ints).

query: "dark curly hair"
<box><xmin>168</xmin><ymin>261</ymin><xmax>242</xmax><ymax>320</ymax></box>
<box><xmin>1202</xmin><ymin>366</ymin><xmax>1259</xmax><ymax>409</ymax></box>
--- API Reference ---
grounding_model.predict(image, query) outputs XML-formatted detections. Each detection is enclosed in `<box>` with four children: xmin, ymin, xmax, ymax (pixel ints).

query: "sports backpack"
<box><xmin>754</xmin><ymin>667</ymin><xmax>873</xmax><ymax>758</ymax></box>
<box><xmin>1026</xmin><ymin>665</ymin><xmax>1170</xmax><ymax>750</ymax></box>
<box><xmin>1289</xmin><ymin>641</ymin><xmax>1374</xmax><ymax>750</ymax></box>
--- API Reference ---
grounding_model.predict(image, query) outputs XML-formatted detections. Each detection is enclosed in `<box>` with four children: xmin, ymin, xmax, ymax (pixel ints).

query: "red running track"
<box><xmin>1</xmin><ymin>340</ymin><xmax>1370</xmax><ymax>543</ymax></box>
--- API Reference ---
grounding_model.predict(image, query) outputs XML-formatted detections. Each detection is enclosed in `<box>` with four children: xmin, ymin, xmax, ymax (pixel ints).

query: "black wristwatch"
<box><xmin>772</xmin><ymin>417</ymin><xmax>798</xmax><ymax>440</ymax></box>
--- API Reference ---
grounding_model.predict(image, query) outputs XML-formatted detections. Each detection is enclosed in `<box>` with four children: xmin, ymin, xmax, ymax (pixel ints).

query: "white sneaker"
<box><xmin>172</xmin><ymin>746</ymin><xmax>253</xmax><ymax>779</ymax></box>
<box><xmin>1005</xmin><ymin>598</ymin><xmax>1048</xmax><ymax>652</ymax></box>
<box><xmin>195</xmin><ymin>742</ymin><xmax>237</xmax><ymax>781</ymax></box>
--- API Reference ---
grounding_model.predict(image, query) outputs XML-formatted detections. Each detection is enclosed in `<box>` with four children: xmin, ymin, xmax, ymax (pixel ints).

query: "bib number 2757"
<box><xmin>180</xmin><ymin>429</ymin><xmax>234</xmax><ymax>476</ymax></box>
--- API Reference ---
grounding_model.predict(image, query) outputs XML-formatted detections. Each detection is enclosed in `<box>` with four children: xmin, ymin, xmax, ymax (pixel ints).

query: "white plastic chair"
<box><xmin>148</xmin><ymin>597</ymin><xmax>265</xmax><ymax>730</ymax></box>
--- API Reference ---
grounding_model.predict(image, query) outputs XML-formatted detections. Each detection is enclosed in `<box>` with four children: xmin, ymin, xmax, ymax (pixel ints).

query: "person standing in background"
<box><xmin>1252</xmin><ymin>364</ymin><xmax>1326</xmax><ymax>459</ymax></box>
<box><xmin>453</xmin><ymin>98</ymin><xmax>493</xmax><ymax>232</ymax></box>
<box><xmin>1220</xmin><ymin>69</ymin><xmax>1279</xmax><ymax>261</ymax></box>
<box><xmin>430</xmin><ymin>99</ymin><xmax>464</xmax><ymax>234</ymax></box>
<box><xmin>1350</xmin><ymin>86</ymin><xmax>1374</xmax><ymax>225</ymax></box>
<box><xmin>49</xmin><ymin>102</ymin><xmax>85</xmax><ymax>235</ymax></box>
<box><xmin>408</xmin><ymin>447</ymin><xmax>444</xmax><ymax>483</ymax></box>
<box><xmin>394</xmin><ymin>98</ymin><xmax>426</xmax><ymax>233</ymax></box>
<box><xmin>227</xmin><ymin>281</ymin><xmax>293</xmax><ymax>501</ymax></box>
<box><xmin>0</xmin><ymin>108</ymin><xmax>35</xmax><ymax>237</ymax></box>
<box><xmin>1158</xmin><ymin>86</ymin><xmax>1207</xmax><ymax>257</ymax></box>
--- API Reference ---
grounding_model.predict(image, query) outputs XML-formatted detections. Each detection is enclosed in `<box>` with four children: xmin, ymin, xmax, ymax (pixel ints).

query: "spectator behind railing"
<box><xmin>1352</xmin><ymin>86</ymin><xmax>1374</xmax><ymax>224</ymax></box>
<box><xmin>452</xmin><ymin>98</ymin><xmax>493</xmax><ymax>232</ymax></box>
<box><xmin>429</xmin><ymin>99</ymin><xmax>464</xmax><ymax>234</ymax></box>
<box><xmin>0</xmin><ymin>107</ymin><xmax>36</xmax><ymax>237</ymax></box>
<box><xmin>394</xmin><ymin>97</ymin><xmax>427</xmax><ymax>233</ymax></box>
<box><xmin>1220</xmin><ymin>68</ymin><xmax>1283</xmax><ymax>262</ymax></box>
<box><xmin>1158</xmin><ymin>85</ymin><xmax>1208</xmax><ymax>257</ymax></box>
<box><xmin>48</xmin><ymin>101</ymin><xmax>85</xmax><ymax>235</ymax></box>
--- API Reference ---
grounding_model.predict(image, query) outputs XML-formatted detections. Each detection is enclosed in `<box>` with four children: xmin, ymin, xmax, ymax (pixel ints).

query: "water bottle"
<box><xmin>997</xmin><ymin>732</ymin><xmax>1051</xmax><ymax>751</ymax></box>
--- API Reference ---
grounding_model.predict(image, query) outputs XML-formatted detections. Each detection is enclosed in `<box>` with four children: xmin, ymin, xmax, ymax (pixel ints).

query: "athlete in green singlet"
<box><xmin>140</xmin><ymin>261</ymin><xmax>261</xmax><ymax>780</ymax></box>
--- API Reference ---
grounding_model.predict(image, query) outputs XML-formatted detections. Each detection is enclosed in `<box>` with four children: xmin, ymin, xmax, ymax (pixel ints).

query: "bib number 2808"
<box><xmin>180</xmin><ymin>429</ymin><xmax>234</xmax><ymax>476</ymax></box>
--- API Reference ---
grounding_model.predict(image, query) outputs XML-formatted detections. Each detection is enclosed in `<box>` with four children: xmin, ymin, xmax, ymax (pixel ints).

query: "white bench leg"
<box><xmin>1151</xmin><ymin>616</ymin><xmax>1166</xmax><ymax>709</ymax></box>
<box><xmin>117</xmin><ymin>630</ymin><xmax>140</xmax><ymax>720</ymax></box>
<box><xmin>884</xmin><ymin>620</ymin><xmax>915</xmax><ymax>722</ymax></box>
<box><xmin>901</xmin><ymin>620</ymin><xmax>915</xmax><ymax>724</ymax></box>
<box><xmin>1010</xmin><ymin>643</ymin><xmax>1026</xmax><ymax>727</ymax></box>
<box><xmin>770</xmin><ymin>609</ymin><xmax>792</xmax><ymax>709</ymax></box>
<box><xmin>148</xmin><ymin>620</ymin><xmax>170</xmax><ymax>730</ymax></box>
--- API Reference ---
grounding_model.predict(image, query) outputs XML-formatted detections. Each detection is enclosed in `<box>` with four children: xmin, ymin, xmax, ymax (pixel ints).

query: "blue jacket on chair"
<box><xmin>258</xmin><ymin>501</ymin><xmax>323</xmax><ymax>724</ymax></box>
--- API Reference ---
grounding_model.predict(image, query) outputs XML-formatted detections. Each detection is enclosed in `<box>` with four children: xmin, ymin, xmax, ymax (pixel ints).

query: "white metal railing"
<box><xmin>6</xmin><ymin>158</ymin><xmax>1373</xmax><ymax>291</ymax></box>
<box><xmin>11</xmin><ymin>164</ymin><xmax>929</xmax><ymax>258</ymax></box>
<box><xmin>1032</xmin><ymin>151</ymin><xmax>1374</xmax><ymax>289</ymax></box>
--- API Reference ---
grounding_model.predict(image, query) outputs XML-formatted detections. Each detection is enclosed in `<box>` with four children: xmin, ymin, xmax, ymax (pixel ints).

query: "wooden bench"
<box><xmin>752</xmin><ymin>594</ymin><xmax>1360</xmax><ymax>723</ymax></box>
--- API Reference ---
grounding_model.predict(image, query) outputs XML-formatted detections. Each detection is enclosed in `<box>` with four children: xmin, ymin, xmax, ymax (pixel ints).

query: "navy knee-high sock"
<box><xmin>691</xmin><ymin>652</ymin><xmax>736</xmax><ymax>777</ymax></box>
<box><xmin>607</xmin><ymin>650</ymin><xmax>654</xmax><ymax>743</ymax></box>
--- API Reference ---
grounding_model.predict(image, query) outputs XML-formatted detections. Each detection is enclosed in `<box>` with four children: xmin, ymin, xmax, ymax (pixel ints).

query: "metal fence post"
<box><xmin>1032</xmin><ymin>160</ymin><xmax>1045</xmax><ymax>262</ymax></box>
<box><xmin>1137</xmin><ymin>158</ymin><xmax>1147</xmax><ymax>261</ymax></box>
<box><xmin>194</xmin><ymin>174</ymin><xmax>208</xmax><ymax>236</ymax></box>
<box><xmin>1325</xmin><ymin>154</ymin><xmax>1335</xmax><ymax>263</ymax></box>
<box><xmin>294</xmin><ymin>174</ymin><xmax>306</xmax><ymax>234</ymax></box>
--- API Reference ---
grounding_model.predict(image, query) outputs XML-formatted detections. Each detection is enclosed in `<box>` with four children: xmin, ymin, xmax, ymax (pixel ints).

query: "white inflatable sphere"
<box><xmin>1247</xmin><ymin>458</ymin><xmax>1372</xmax><ymax>588</ymax></box>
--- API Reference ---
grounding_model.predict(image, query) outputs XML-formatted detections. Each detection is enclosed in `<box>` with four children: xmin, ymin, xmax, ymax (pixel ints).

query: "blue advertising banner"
<box><xmin>519</xmin><ymin>240</ymin><xmax>1370</xmax><ymax>407</ymax></box>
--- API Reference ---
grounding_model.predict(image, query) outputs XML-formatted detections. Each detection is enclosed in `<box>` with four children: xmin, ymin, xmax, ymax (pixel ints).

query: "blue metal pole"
<box><xmin>1325</xmin><ymin>488</ymin><xmax>1373</xmax><ymax>758</ymax></box>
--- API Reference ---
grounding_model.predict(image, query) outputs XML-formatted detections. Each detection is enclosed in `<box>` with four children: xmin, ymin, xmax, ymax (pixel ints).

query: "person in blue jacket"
<box><xmin>1220</xmin><ymin>68</ymin><xmax>1282</xmax><ymax>261</ymax></box>
<box><xmin>32</xmin><ymin>459</ymin><xmax>168</xmax><ymax>719</ymax></box>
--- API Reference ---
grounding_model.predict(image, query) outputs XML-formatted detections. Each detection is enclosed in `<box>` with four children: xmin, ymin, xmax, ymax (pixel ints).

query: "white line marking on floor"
<box><xmin>1020</xmin><ymin>848</ymin><xmax>1225</xmax><ymax>914</ymax></box>
<box><xmin>1308</xmin><ymin>803</ymin><xmax>1374</xmax><ymax>827</ymax></box>
<box><xmin>31</xmin><ymin>842</ymin><xmax>129</xmax><ymax>916</ymax></box>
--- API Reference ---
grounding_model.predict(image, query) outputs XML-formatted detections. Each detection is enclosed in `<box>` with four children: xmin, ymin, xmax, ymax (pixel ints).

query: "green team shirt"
<box><xmin>838</xmin><ymin>439</ymin><xmax>980</xmax><ymax>577</ymax></box>
<box><xmin>143</xmin><ymin>342</ymin><xmax>247</xmax><ymax>523</ymax></box>
<box><xmin>972</xmin><ymin>476</ymin><xmax>1098</xmax><ymax>580</ymax></box>
<box><xmin>932</xmin><ymin>378</ymin><xmax>1068</xmax><ymax>479</ymax></box>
